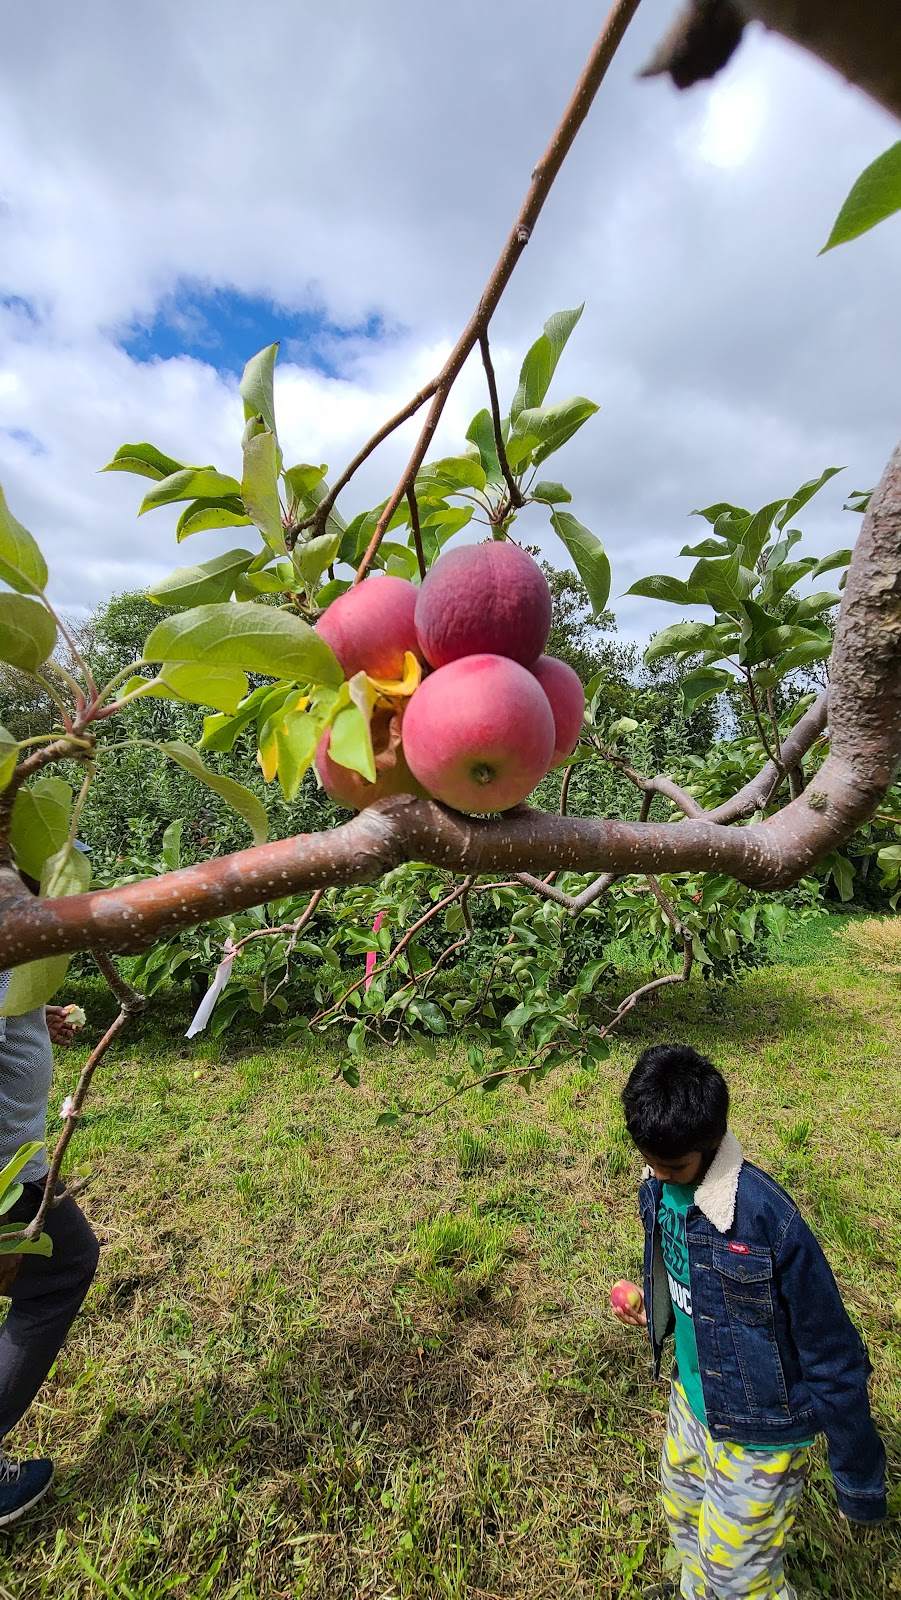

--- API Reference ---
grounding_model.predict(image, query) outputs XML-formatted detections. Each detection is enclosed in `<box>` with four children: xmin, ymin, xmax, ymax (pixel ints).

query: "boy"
<box><xmin>0</xmin><ymin>978</ymin><xmax>99</xmax><ymax>1526</ymax></box>
<box><xmin>613</xmin><ymin>1043</ymin><xmax>886</xmax><ymax>1600</ymax></box>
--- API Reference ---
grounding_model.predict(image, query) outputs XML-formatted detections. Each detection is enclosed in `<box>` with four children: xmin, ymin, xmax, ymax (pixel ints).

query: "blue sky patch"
<box><xmin>0</xmin><ymin>294</ymin><xmax>40</xmax><ymax>326</ymax></box>
<box><xmin>0</xmin><ymin>427</ymin><xmax>46</xmax><ymax>455</ymax></box>
<box><xmin>118</xmin><ymin>282</ymin><xmax>388</xmax><ymax>378</ymax></box>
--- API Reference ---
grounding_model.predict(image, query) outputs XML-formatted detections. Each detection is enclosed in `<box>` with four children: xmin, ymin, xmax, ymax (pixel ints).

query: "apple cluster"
<box><xmin>314</xmin><ymin>543</ymin><xmax>586</xmax><ymax>814</ymax></box>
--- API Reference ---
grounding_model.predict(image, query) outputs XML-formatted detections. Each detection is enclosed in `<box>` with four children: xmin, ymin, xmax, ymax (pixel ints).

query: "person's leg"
<box><xmin>698</xmin><ymin>1440</ymin><xmax>810</xmax><ymax>1599</ymax></box>
<box><xmin>659</xmin><ymin>1382</ymin><xmax>709</xmax><ymax>1599</ymax></box>
<box><xmin>0</xmin><ymin>1179</ymin><xmax>100</xmax><ymax>1442</ymax></box>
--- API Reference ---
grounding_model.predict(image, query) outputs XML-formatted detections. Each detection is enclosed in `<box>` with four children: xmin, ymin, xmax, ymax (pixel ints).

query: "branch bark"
<box><xmin>0</xmin><ymin>446</ymin><xmax>897</xmax><ymax>974</ymax></box>
<box><xmin>645</xmin><ymin>0</ymin><xmax>901</xmax><ymax>120</ymax></box>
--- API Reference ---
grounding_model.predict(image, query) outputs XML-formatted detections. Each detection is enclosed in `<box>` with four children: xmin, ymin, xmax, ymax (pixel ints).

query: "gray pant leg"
<box><xmin>0</xmin><ymin>1179</ymin><xmax>100</xmax><ymax>1442</ymax></box>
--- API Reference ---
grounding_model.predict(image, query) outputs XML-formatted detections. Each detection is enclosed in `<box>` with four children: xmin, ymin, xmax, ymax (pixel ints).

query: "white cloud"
<box><xmin>0</xmin><ymin>0</ymin><xmax>898</xmax><ymax>650</ymax></box>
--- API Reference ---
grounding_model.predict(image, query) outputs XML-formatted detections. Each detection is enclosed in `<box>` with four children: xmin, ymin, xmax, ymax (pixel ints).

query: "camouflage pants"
<box><xmin>661</xmin><ymin>1382</ymin><xmax>810</xmax><ymax>1599</ymax></box>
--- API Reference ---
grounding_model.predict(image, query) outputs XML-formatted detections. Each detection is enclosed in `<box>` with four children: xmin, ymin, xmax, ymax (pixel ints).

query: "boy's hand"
<box><xmin>610</xmin><ymin>1280</ymin><xmax>647</xmax><ymax>1328</ymax></box>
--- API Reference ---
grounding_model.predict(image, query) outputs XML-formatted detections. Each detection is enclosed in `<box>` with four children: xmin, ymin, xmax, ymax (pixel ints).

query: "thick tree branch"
<box><xmin>0</xmin><ymin>448</ymin><xmax>896</xmax><ymax>975</ymax></box>
<box><xmin>351</xmin><ymin>0</ymin><xmax>643</xmax><ymax>581</ymax></box>
<box><xmin>645</xmin><ymin>0</ymin><xmax>901</xmax><ymax>120</ymax></box>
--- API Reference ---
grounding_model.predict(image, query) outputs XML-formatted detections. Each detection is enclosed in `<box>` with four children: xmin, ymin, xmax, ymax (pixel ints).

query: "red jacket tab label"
<box><xmin>729</xmin><ymin>1242</ymin><xmax>750</xmax><ymax>1254</ymax></box>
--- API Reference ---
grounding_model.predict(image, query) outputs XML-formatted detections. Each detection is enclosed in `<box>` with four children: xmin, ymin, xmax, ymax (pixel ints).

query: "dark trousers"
<box><xmin>0</xmin><ymin>1178</ymin><xmax>99</xmax><ymax>1443</ymax></box>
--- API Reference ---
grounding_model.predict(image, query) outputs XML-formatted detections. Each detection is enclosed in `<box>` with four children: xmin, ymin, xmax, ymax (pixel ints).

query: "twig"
<box><xmin>91</xmin><ymin>951</ymin><xmax>146</xmax><ymax>1014</ymax></box>
<box><xmin>407</xmin><ymin>488</ymin><xmax>426</xmax><ymax>581</ymax></box>
<box><xmin>352</xmin><ymin>0</ymin><xmax>643</xmax><ymax>581</ymax></box>
<box><xmin>290</xmin><ymin>382</ymin><xmax>440</xmax><ymax>545</ymax></box>
<box><xmin>478</xmin><ymin>331</ymin><xmax>525</xmax><ymax>513</ymax></box>
<box><xmin>23</xmin><ymin>1000</ymin><xmax>141</xmax><ymax>1242</ymax></box>
<box><xmin>311</xmin><ymin>879</ymin><xmax>473</xmax><ymax>1025</ymax></box>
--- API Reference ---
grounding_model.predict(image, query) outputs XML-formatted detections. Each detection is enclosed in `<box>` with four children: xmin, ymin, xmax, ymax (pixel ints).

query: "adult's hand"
<box><xmin>45</xmin><ymin>1005</ymin><xmax>82</xmax><ymax>1048</ymax></box>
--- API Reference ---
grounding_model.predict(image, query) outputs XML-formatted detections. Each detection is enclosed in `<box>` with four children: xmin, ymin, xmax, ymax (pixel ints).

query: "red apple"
<box><xmin>414</xmin><ymin>542</ymin><xmax>552</xmax><ymax>669</ymax></box>
<box><xmin>531</xmin><ymin>656</ymin><xmax>585</xmax><ymax>766</ymax></box>
<box><xmin>610</xmin><ymin>1279</ymin><xmax>643</xmax><ymax>1313</ymax></box>
<box><xmin>316</xmin><ymin>576</ymin><xmax>422</xmax><ymax>680</ymax></box>
<box><xmin>315</xmin><ymin>707</ymin><xmax>426</xmax><ymax>810</ymax></box>
<box><xmin>401</xmin><ymin>653</ymin><xmax>555</xmax><ymax>813</ymax></box>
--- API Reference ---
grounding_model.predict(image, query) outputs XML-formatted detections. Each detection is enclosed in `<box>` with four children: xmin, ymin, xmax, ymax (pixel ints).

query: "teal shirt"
<box><xmin>659</xmin><ymin>1182</ymin><xmax>707</xmax><ymax>1424</ymax></box>
<box><xmin>658</xmin><ymin>1180</ymin><xmax>813</xmax><ymax>1450</ymax></box>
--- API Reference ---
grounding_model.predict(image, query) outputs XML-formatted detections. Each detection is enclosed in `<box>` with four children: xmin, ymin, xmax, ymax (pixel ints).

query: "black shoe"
<box><xmin>0</xmin><ymin>1453</ymin><xmax>54</xmax><ymax>1526</ymax></box>
<box><xmin>640</xmin><ymin>1584</ymin><xmax>680</xmax><ymax>1600</ymax></box>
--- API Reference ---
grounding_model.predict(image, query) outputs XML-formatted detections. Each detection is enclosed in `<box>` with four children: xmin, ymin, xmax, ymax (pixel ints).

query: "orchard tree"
<box><xmin>0</xmin><ymin>0</ymin><xmax>898</xmax><ymax>1240</ymax></box>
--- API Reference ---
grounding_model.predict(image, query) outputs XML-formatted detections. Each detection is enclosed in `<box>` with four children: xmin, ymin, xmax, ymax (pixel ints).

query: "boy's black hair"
<box><xmin>621</xmin><ymin>1044</ymin><xmax>728</xmax><ymax>1158</ymax></box>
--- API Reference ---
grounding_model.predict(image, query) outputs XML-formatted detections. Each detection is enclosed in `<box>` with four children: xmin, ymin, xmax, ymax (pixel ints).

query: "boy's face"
<box><xmin>639</xmin><ymin>1149</ymin><xmax>710</xmax><ymax>1185</ymax></box>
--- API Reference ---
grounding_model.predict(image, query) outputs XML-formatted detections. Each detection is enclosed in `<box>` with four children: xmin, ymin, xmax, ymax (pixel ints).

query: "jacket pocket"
<box><xmin>712</xmin><ymin>1247</ymin><xmax>790</xmax><ymax>1415</ymax></box>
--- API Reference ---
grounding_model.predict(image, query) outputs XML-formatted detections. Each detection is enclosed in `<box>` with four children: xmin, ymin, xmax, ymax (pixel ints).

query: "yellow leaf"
<box><xmin>366</xmin><ymin>651</ymin><xmax>422</xmax><ymax>700</ymax></box>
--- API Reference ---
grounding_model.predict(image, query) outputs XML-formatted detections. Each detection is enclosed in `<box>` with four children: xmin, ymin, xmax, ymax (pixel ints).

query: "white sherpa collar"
<box><xmin>694</xmin><ymin>1131</ymin><xmax>744</xmax><ymax>1232</ymax></box>
<box><xmin>643</xmin><ymin>1130</ymin><xmax>745</xmax><ymax>1234</ymax></box>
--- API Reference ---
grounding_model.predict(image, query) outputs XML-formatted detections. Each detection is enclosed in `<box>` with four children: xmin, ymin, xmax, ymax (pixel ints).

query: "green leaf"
<box><xmin>768</xmin><ymin>639</ymin><xmax>832</xmax><ymax>679</ymax></box>
<box><xmin>144</xmin><ymin>602</ymin><xmax>342</xmax><ymax>713</ymax></box>
<box><xmin>464</xmin><ymin>410</ymin><xmax>502</xmax><ymax>484</ymax></box>
<box><xmin>0</xmin><ymin>594</ymin><xmax>56</xmax><ymax>673</ymax></box>
<box><xmin>283</xmin><ymin>463</ymin><xmax>327</xmax><ymax>503</ymax></box>
<box><xmin>418</xmin><ymin>456</ymin><xmax>487</xmax><ymax>494</ymax></box>
<box><xmin>10</xmin><ymin>776</ymin><xmax>71</xmax><ymax>880</ymax></box>
<box><xmin>327</xmin><ymin>702</ymin><xmax>375</xmax><ymax>782</ymax></box>
<box><xmin>690</xmin><ymin>501</ymin><xmax>749</xmax><ymax>526</ymax></box>
<box><xmin>138</xmin><ymin>468</ymin><xmax>243</xmax><ymax>515</ymax></box>
<box><xmin>680</xmin><ymin>667</ymin><xmax>732</xmax><ymax>712</ymax></box>
<box><xmin>175</xmin><ymin>498</ymin><xmax>252</xmax><ymax>542</ymax></box>
<box><xmin>0</xmin><ymin>1229</ymin><xmax>53</xmax><ymax>1258</ymax></box>
<box><xmin>808</xmin><ymin>549</ymin><xmax>852</xmax><ymax>581</ymax></box>
<box><xmin>644</xmin><ymin>621</ymin><xmax>725</xmax><ymax>665</ymax></box>
<box><xmin>740</xmin><ymin>499</ymin><xmax>787</xmax><ymax>567</ymax></box>
<box><xmin>0</xmin><ymin>486</ymin><xmax>48</xmax><ymax>596</ymax></box>
<box><xmin>283</xmin><ymin>465</ymin><xmax>348</xmax><ymax>543</ymax></box>
<box><xmin>759</xmin><ymin>556</ymin><xmax>818</xmax><ymax>606</ymax></box>
<box><xmin>0</xmin><ymin>724</ymin><xmax>19</xmax><ymax>793</ymax></box>
<box><xmin>1</xmin><ymin>953</ymin><xmax>70</xmax><ymax>1015</ymax></box>
<box><xmin>0</xmin><ymin>1143</ymin><xmax>45</xmax><ymax>1195</ymax></box>
<box><xmin>821</xmin><ymin>142</ymin><xmax>901</xmax><ymax>252</ymax></box>
<box><xmin>161</xmin><ymin>818</ymin><xmax>183</xmax><ymax>871</ymax></box>
<box><xmin>0</xmin><ymin>1182</ymin><xmax>22</xmax><ymax>1217</ymax></box>
<box><xmin>296</xmin><ymin>532</ymin><xmax>341</xmax><ymax>591</ymax></box>
<box><xmin>153</xmin><ymin>740</ymin><xmax>269</xmax><ymax>844</ymax></box>
<box><xmin>148</xmin><ymin>550</ymin><xmax>256</xmax><ymax>608</ymax></box>
<box><xmin>532</xmin><ymin>397</ymin><xmax>599</xmax><ymax>465</ymax></box>
<box><xmin>241</xmin><ymin>431</ymin><xmax>286</xmax><ymax>553</ymax></box>
<box><xmin>530</xmin><ymin>481</ymin><xmax>572</xmax><ymax>505</ymax></box>
<box><xmin>607</xmin><ymin>716</ymin><xmax>639</xmax><ymax>739</ymax></box>
<box><xmin>679</xmin><ymin>538</ymin><xmax>733</xmax><ymax>559</ymax></box>
<box><xmin>550</xmin><ymin>512</ymin><xmax>610</xmax><ymax>615</ymax></box>
<box><xmin>626</xmin><ymin>574</ymin><xmax>695</xmax><ymax>605</ymax></box>
<box><xmin>408</xmin><ymin>999</ymin><xmax>447</xmax><ymax>1034</ymax></box>
<box><xmin>688</xmin><ymin>551</ymin><xmax>754</xmax><ymax>612</ymax></box>
<box><xmin>41</xmin><ymin>840</ymin><xmax>91</xmax><ymax>900</ymax></box>
<box><xmin>789</xmin><ymin>591</ymin><xmax>841</xmax><ymax>623</ymax></box>
<box><xmin>774</xmin><ymin>467</ymin><xmax>843</xmax><ymax>532</ymax></box>
<box><xmin>100</xmin><ymin>442</ymin><xmax>188</xmax><ymax>482</ymax></box>
<box><xmin>239</xmin><ymin>343</ymin><xmax>279</xmax><ymax>439</ymax></box>
<box><xmin>823</xmin><ymin>852</ymin><xmax>855</xmax><ymax>903</ymax></box>
<box><xmin>510</xmin><ymin>305</ymin><xmax>584</xmax><ymax>422</ymax></box>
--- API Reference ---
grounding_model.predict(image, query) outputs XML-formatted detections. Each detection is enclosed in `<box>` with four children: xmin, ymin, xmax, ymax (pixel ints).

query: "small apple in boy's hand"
<box><xmin>610</xmin><ymin>1279</ymin><xmax>646</xmax><ymax>1327</ymax></box>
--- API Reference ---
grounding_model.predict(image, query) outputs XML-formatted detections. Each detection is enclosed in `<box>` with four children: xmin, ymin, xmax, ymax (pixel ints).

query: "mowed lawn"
<box><xmin>0</xmin><ymin>918</ymin><xmax>899</xmax><ymax>1599</ymax></box>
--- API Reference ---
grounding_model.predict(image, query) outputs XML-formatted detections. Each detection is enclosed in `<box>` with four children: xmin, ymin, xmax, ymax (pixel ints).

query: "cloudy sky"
<box><xmin>0</xmin><ymin>0</ymin><xmax>898</xmax><ymax>647</ymax></box>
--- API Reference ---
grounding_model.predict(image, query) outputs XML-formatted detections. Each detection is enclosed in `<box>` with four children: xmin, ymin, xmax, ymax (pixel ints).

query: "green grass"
<box><xmin>0</xmin><ymin>915</ymin><xmax>899</xmax><ymax>1598</ymax></box>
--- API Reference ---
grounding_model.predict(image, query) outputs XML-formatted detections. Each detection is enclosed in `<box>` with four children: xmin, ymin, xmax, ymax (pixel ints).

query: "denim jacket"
<box><xmin>639</xmin><ymin>1132</ymin><xmax>887</xmax><ymax>1523</ymax></box>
